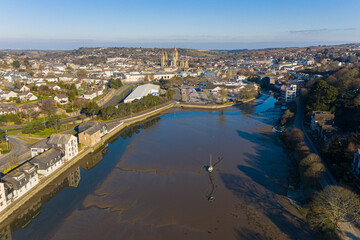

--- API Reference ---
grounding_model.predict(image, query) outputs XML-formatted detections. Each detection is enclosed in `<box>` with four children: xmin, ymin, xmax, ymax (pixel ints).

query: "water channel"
<box><xmin>0</xmin><ymin>93</ymin><xmax>317</xmax><ymax>240</ymax></box>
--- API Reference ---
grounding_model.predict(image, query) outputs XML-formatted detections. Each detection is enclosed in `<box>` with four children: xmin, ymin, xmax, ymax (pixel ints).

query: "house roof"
<box><xmin>48</xmin><ymin>134</ymin><xmax>73</xmax><ymax>145</ymax></box>
<box><xmin>31</xmin><ymin>148</ymin><xmax>64</xmax><ymax>165</ymax></box>
<box><xmin>77</xmin><ymin>121</ymin><xmax>106</xmax><ymax>134</ymax></box>
<box><xmin>312</xmin><ymin>111</ymin><xmax>334</xmax><ymax>121</ymax></box>
<box><xmin>31</xmin><ymin>138</ymin><xmax>49</xmax><ymax>149</ymax></box>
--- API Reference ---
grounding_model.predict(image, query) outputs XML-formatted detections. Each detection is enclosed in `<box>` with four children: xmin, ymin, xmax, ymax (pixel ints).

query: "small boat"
<box><xmin>208</xmin><ymin>155</ymin><xmax>213</xmax><ymax>173</ymax></box>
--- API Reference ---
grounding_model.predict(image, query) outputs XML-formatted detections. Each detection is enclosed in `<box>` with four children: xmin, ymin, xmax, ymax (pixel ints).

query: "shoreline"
<box><xmin>0</xmin><ymin>97</ymin><xmax>257</xmax><ymax>224</ymax></box>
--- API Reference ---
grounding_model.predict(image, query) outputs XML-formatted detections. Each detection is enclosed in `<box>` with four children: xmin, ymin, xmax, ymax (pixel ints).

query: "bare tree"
<box><xmin>299</xmin><ymin>153</ymin><xmax>321</xmax><ymax>169</ymax></box>
<box><xmin>307</xmin><ymin>186</ymin><xmax>360</xmax><ymax>234</ymax></box>
<box><xmin>41</xmin><ymin>100</ymin><xmax>57</xmax><ymax>117</ymax></box>
<box><xmin>220</xmin><ymin>87</ymin><xmax>227</xmax><ymax>104</ymax></box>
<box><xmin>304</xmin><ymin>162</ymin><xmax>325</xmax><ymax>187</ymax></box>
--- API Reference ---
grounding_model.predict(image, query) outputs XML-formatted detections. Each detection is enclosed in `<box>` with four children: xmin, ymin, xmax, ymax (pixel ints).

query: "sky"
<box><xmin>0</xmin><ymin>0</ymin><xmax>359</xmax><ymax>50</ymax></box>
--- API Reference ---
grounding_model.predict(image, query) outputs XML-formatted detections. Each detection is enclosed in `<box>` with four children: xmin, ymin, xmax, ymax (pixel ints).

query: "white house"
<box><xmin>2</xmin><ymin>162</ymin><xmax>39</xmax><ymax>201</ymax></box>
<box><xmin>52</xmin><ymin>85</ymin><xmax>61</xmax><ymax>91</ymax></box>
<box><xmin>54</xmin><ymin>95</ymin><xmax>69</xmax><ymax>105</ymax></box>
<box><xmin>31</xmin><ymin>148</ymin><xmax>65</xmax><ymax>176</ymax></box>
<box><xmin>30</xmin><ymin>138</ymin><xmax>50</xmax><ymax>158</ymax></box>
<box><xmin>18</xmin><ymin>92</ymin><xmax>38</xmax><ymax>102</ymax></box>
<box><xmin>81</xmin><ymin>90</ymin><xmax>97</xmax><ymax>100</ymax></box>
<box><xmin>153</xmin><ymin>72</ymin><xmax>176</xmax><ymax>80</ymax></box>
<box><xmin>47</xmin><ymin>134</ymin><xmax>78</xmax><ymax>161</ymax></box>
<box><xmin>0</xmin><ymin>183</ymin><xmax>9</xmax><ymax>212</ymax></box>
<box><xmin>1</xmin><ymin>91</ymin><xmax>18</xmax><ymax>100</ymax></box>
<box><xmin>18</xmin><ymin>85</ymin><xmax>30</xmax><ymax>92</ymax></box>
<box><xmin>124</xmin><ymin>73</ymin><xmax>145</xmax><ymax>83</ymax></box>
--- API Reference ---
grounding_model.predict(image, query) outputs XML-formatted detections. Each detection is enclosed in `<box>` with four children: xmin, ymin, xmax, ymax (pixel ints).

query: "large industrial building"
<box><xmin>124</xmin><ymin>84</ymin><xmax>160</xmax><ymax>103</ymax></box>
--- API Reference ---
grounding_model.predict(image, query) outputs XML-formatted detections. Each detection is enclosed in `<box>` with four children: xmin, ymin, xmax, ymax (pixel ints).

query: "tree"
<box><xmin>239</xmin><ymin>84</ymin><xmax>258</xmax><ymax>100</ymax></box>
<box><xmin>21</xmin><ymin>103</ymin><xmax>38</xmax><ymax>122</ymax></box>
<box><xmin>109</xmin><ymin>78</ymin><xmax>123</xmax><ymax>89</ymax></box>
<box><xmin>85</xmin><ymin>101</ymin><xmax>99</xmax><ymax>118</ymax></box>
<box><xmin>280</xmin><ymin>109</ymin><xmax>295</xmax><ymax>125</ymax></box>
<box><xmin>299</xmin><ymin>153</ymin><xmax>321</xmax><ymax>169</ymax></box>
<box><xmin>67</xmin><ymin>90</ymin><xmax>77</xmax><ymax>102</ymax></box>
<box><xmin>41</xmin><ymin>100</ymin><xmax>57</xmax><ymax>117</ymax></box>
<box><xmin>303</xmin><ymin>162</ymin><xmax>325</xmax><ymax>187</ymax></box>
<box><xmin>12</xmin><ymin>60</ymin><xmax>20</xmax><ymax>69</ymax></box>
<box><xmin>166</xmin><ymin>89</ymin><xmax>176</xmax><ymax>100</ymax></box>
<box><xmin>22</xmin><ymin>122</ymin><xmax>45</xmax><ymax>134</ymax></box>
<box><xmin>287</xmin><ymin>128</ymin><xmax>304</xmax><ymax>149</ymax></box>
<box><xmin>159</xmin><ymin>78</ymin><xmax>169</xmax><ymax>89</ymax></box>
<box><xmin>47</xmin><ymin>115</ymin><xmax>61</xmax><ymax>131</ymax></box>
<box><xmin>144</xmin><ymin>74</ymin><xmax>154</xmax><ymax>82</ymax></box>
<box><xmin>220</xmin><ymin>87</ymin><xmax>227</xmax><ymax>104</ymax></box>
<box><xmin>100</xmin><ymin>105</ymin><xmax>116</xmax><ymax>120</ymax></box>
<box><xmin>0</xmin><ymin>130</ymin><xmax>5</xmax><ymax>142</ymax></box>
<box><xmin>307</xmin><ymin>186</ymin><xmax>360</xmax><ymax>235</ymax></box>
<box><xmin>306</xmin><ymin>80</ymin><xmax>338</xmax><ymax>113</ymax></box>
<box><xmin>76</xmin><ymin>69</ymin><xmax>88</xmax><ymax>79</ymax></box>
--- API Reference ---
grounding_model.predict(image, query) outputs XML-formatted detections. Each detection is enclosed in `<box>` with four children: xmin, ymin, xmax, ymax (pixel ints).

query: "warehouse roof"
<box><xmin>124</xmin><ymin>84</ymin><xmax>160</xmax><ymax>103</ymax></box>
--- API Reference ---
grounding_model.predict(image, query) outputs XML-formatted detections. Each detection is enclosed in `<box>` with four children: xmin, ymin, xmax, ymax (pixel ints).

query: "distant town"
<box><xmin>0</xmin><ymin>43</ymin><xmax>360</xmax><ymax>239</ymax></box>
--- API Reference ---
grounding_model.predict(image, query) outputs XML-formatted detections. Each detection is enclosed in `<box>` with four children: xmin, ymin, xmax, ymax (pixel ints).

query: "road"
<box><xmin>294</xmin><ymin>100</ymin><xmax>337</xmax><ymax>187</ymax></box>
<box><xmin>0</xmin><ymin>86</ymin><xmax>133</xmax><ymax>131</ymax></box>
<box><xmin>100</xmin><ymin>85</ymin><xmax>132</xmax><ymax>108</ymax></box>
<box><xmin>173</xmin><ymin>88</ymin><xmax>181</xmax><ymax>101</ymax></box>
<box><xmin>295</xmin><ymin>100</ymin><xmax>360</xmax><ymax>240</ymax></box>
<box><xmin>0</xmin><ymin>136</ymin><xmax>31</xmax><ymax>171</ymax></box>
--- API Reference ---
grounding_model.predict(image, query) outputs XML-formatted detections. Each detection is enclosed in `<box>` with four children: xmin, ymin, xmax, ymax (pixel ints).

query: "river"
<box><xmin>0</xmin><ymin>94</ymin><xmax>317</xmax><ymax>240</ymax></box>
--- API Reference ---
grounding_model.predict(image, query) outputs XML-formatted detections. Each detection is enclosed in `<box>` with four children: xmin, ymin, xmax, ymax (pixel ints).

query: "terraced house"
<box><xmin>0</xmin><ymin>162</ymin><xmax>39</xmax><ymax>207</ymax></box>
<box><xmin>31</xmin><ymin>148</ymin><xmax>65</xmax><ymax>176</ymax></box>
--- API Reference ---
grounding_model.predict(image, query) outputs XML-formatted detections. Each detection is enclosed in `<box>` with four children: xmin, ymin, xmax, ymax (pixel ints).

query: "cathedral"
<box><xmin>161</xmin><ymin>45</ymin><xmax>189</xmax><ymax>69</ymax></box>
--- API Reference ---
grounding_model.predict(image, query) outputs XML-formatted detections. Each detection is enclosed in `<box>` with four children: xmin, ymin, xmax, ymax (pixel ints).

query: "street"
<box><xmin>0</xmin><ymin>136</ymin><xmax>31</xmax><ymax>171</ymax></box>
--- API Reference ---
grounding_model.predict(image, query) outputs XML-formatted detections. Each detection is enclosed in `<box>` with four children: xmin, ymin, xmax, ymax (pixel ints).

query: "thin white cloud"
<box><xmin>289</xmin><ymin>28</ymin><xmax>357</xmax><ymax>34</ymax></box>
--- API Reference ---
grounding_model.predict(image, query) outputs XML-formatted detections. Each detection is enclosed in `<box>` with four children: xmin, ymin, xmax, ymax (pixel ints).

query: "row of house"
<box><xmin>0</xmin><ymin>103</ymin><xmax>39</xmax><ymax>116</ymax></box>
<box><xmin>0</xmin><ymin>120</ymin><xmax>111</xmax><ymax>213</ymax></box>
<box><xmin>0</xmin><ymin>133</ymin><xmax>78</xmax><ymax>212</ymax></box>
<box><xmin>0</xmin><ymin>90</ymin><xmax>38</xmax><ymax>102</ymax></box>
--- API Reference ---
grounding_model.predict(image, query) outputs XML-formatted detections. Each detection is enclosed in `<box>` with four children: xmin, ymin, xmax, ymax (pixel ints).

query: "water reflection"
<box><xmin>205</xmin><ymin>156</ymin><xmax>222</xmax><ymax>203</ymax></box>
<box><xmin>81</xmin><ymin>144</ymin><xmax>109</xmax><ymax>171</ymax></box>
<box><xmin>0</xmin><ymin>166</ymin><xmax>81</xmax><ymax>240</ymax></box>
<box><xmin>0</xmin><ymin>93</ymin><xmax>318</xmax><ymax>240</ymax></box>
<box><xmin>119</xmin><ymin>117</ymin><xmax>160</xmax><ymax>140</ymax></box>
<box><xmin>0</xmin><ymin>143</ymin><xmax>111</xmax><ymax>240</ymax></box>
<box><xmin>218</xmin><ymin>110</ymin><xmax>226</xmax><ymax>126</ymax></box>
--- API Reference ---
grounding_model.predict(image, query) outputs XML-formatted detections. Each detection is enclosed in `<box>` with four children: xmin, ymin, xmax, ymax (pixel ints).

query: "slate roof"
<box><xmin>48</xmin><ymin>134</ymin><xmax>73</xmax><ymax>145</ymax></box>
<box><xmin>31</xmin><ymin>138</ymin><xmax>49</xmax><ymax>149</ymax></box>
<box><xmin>31</xmin><ymin>148</ymin><xmax>64</xmax><ymax>168</ymax></box>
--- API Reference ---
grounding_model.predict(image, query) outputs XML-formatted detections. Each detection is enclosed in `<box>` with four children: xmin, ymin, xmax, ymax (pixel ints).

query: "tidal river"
<box><xmin>0</xmin><ymin>94</ymin><xmax>317</xmax><ymax>240</ymax></box>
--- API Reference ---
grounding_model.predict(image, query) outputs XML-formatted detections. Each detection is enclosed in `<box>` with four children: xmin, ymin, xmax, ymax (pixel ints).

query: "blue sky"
<box><xmin>0</xmin><ymin>0</ymin><xmax>359</xmax><ymax>49</ymax></box>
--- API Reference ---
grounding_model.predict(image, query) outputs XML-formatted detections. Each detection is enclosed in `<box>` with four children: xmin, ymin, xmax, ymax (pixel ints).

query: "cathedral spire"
<box><xmin>173</xmin><ymin>45</ymin><xmax>178</xmax><ymax>67</ymax></box>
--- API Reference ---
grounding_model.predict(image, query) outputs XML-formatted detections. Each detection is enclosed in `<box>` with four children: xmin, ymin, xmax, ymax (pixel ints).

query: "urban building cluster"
<box><xmin>0</xmin><ymin>120</ymin><xmax>115</xmax><ymax>213</ymax></box>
